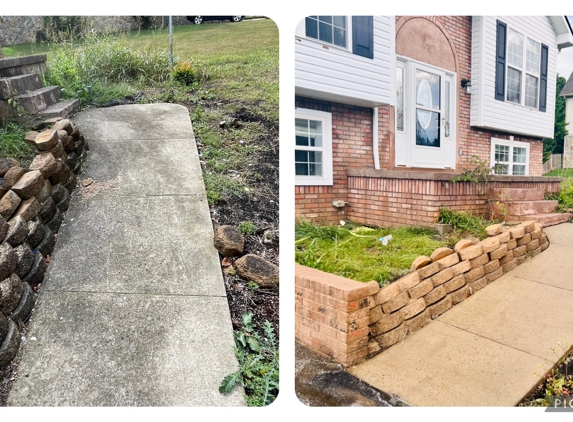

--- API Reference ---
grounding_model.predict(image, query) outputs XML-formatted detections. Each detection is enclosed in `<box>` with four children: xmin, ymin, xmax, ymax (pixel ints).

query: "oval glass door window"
<box><xmin>416</xmin><ymin>79</ymin><xmax>432</xmax><ymax>129</ymax></box>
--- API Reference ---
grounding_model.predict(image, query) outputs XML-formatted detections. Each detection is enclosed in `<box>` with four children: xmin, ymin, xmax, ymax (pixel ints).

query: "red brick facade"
<box><xmin>295</xmin><ymin>16</ymin><xmax>549</xmax><ymax>225</ymax></box>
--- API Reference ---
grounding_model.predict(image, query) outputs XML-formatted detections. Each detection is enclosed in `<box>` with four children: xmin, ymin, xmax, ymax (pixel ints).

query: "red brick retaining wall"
<box><xmin>346</xmin><ymin>169</ymin><xmax>562</xmax><ymax>227</ymax></box>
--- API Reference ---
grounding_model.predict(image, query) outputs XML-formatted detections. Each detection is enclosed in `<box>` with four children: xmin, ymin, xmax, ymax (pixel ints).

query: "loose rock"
<box><xmin>214</xmin><ymin>225</ymin><xmax>245</xmax><ymax>257</ymax></box>
<box><xmin>234</xmin><ymin>254</ymin><xmax>279</xmax><ymax>287</ymax></box>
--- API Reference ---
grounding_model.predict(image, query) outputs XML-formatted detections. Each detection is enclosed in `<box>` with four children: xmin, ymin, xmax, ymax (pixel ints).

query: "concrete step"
<box><xmin>15</xmin><ymin>86</ymin><xmax>61</xmax><ymax>114</ymax></box>
<box><xmin>0</xmin><ymin>54</ymin><xmax>47</xmax><ymax>78</ymax></box>
<box><xmin>490</xmin><ymin>187</ymin><xmax>545</xmax><ymax>202</ymax></box>
<box><xmin>516</xmin><ymin>213</ymin><xmax>573</xmax><ymax>227</ymax></box>
<box><xmin>0</xmin><ymin>74</ymin><xmax>43</xmax><ymax>100</ymax></box>
<box><xmin>36</xmin><ymin>98</ymin><xmax>81</xmax><ymax>119</ymax></box>
<box><xmin>504</xmin><ymin>200</ymin><xmax>559</xmax><ymax>216</ymax></box>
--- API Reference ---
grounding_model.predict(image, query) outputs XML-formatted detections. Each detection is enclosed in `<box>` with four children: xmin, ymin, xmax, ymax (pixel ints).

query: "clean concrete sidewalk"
<box><xmin>7</xmin><ymin>104</ymin><xmax>244</xmax><ymax>406</ymax></box>
<box><xmin>349</xmin><ymin>222</ymin><xmax>573</xmax><ymax>406</ymax></box>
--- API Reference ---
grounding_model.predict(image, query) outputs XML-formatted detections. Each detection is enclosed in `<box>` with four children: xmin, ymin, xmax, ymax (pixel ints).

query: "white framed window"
<box><xmin>505</xmin><ymin>28</ymin><xmax>541</xmax><ymax>109</ymax></box>
<box><xmin>490</xmin><ymin>137</ymin><xmax>530</xmax><ymax>176</ymax></box>
<box><xmin>295</xmin><ymin>16</ymin><xmax>352</xmax><ymax>51</ymax></box>
<box><xmin>295</xmin><ymin>108</ymin><xmax>333</xmax><ymax>186</ymax></box>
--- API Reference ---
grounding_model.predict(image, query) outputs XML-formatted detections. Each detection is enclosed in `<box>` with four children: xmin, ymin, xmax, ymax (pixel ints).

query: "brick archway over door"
<box><xmin>395</xmin><ymin>16</ymin><xmax>459</xmax><ymax>73</ymax></box>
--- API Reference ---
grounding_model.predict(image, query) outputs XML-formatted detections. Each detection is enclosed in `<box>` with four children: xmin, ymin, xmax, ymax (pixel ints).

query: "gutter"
<box><xmin>373</xmin><ymin>107</ymin><xmax>380</xmax><ymax>170</ymax></box>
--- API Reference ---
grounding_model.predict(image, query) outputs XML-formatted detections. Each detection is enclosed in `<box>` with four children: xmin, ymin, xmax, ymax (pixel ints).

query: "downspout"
<box><xmin>373</xmin><ymin>107</ymin><xmax>380</xmax><ymax>169</ymax></box>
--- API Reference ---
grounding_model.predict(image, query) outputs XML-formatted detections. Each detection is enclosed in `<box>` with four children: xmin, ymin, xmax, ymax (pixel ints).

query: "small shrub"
<box><xmin>238</xmin><ymin>221</ymin><xmax>256</xmax><ymax>235</ymax></box>
<box><xmin>171</xmin><ymin>61</ymin><xmax>196</xmax><ymax>85</ymax></box>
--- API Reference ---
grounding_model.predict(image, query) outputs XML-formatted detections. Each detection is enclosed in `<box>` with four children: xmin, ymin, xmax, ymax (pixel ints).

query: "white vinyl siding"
<box><xmin>295</xmin><ymin>16</ymin><xmax>394</xmax><ymax>107</ymax></box>
<box><xmin>470</xmin><ymin>16</ymin><xmax>556</xmax><ymax>139</ymax></box>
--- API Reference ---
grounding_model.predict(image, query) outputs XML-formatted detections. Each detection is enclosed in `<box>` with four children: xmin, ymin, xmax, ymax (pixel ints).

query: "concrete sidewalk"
<box><xmin>7</xmin><ymin>104</ymin><xmax>244</xmax><ymax>406</ymax></box>
<box><xmin>349</xmin><ymin>222</ymin><xmax>573</xmax><ymax>406</ymax></box>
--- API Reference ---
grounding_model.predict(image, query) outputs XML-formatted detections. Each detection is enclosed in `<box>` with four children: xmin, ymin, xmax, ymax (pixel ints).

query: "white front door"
<box><xmin>395</xmin><ymin>59</ymin><xmax>456</xmax><ymax>169</ymax></box>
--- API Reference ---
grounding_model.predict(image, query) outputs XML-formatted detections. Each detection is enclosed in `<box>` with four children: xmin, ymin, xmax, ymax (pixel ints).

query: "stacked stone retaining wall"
<box><xmin>0</xmin><ymin>118</ymin><xmax>87</xmax><ymax>367</ymax></box>
<box><xmin>295</xmin><ymin>220</ymin><xmax>548</xmax><ymax>367</ymax></box>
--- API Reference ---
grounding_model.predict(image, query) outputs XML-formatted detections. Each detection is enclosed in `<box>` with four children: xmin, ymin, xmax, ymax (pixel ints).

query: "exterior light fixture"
<box><xmin>461</xmin><ymin>79</ymin><xmax>472</xmax><ymax>94</ymax></box>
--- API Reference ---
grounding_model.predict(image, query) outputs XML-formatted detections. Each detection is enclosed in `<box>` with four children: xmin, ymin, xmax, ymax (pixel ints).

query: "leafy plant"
<box><xmin>220</xmin><ymin>312</ymin><xmax>279</xmax><ymax>406</ymax></box>
<box><xmin>451</xmin><ymin>155</ymin><xmax>493</xmax><ymax>189</ymax></box>
<box><xmin>238</xmin><ymin>221</ymin><xmax>256</xmax><ymax>235</ymax></box>
<box><xmin>247</xmin><ymin>281</ymin><xmax>259</xmax><ymax>291</ymax></box>
<box><xmin>171</xmin><ymin>61</ymin><xmax>196</xmax><ymax>85</ymax></box>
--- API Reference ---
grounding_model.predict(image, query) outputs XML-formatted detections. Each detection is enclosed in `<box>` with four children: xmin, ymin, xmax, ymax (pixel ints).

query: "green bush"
<box><xmin>171</xmin><ymin>61</ymin><xmax>196</xmax><ymax>85</ymax></box>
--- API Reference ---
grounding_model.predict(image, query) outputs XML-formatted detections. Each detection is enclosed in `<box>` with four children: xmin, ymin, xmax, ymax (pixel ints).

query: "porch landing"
<box><xmin>348</xmin><ymin>222</ymin><xmax>573</xmax><ymax>406</ymax></box>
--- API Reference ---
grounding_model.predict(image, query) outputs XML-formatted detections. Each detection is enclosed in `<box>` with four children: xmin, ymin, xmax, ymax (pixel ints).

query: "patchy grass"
<box><xmin>295</xmin><ymin>221</ymin><xmax>445</xmax><ymax>286</ymax></box>
<box><xmin>0</xmin><ymin>123</ymin><xmax>35</xmax><ymax>166</ymax></box>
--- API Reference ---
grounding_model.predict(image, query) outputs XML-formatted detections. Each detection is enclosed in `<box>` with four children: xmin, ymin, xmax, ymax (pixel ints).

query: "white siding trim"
<box><xmin>295</xmin><ymin>16</ymin><xmax>394</xmax><ymax>107</ymax></box>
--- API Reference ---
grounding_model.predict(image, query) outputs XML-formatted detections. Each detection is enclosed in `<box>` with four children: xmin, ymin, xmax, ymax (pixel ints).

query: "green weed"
<box><xmin>220</xmin><ymin>312</ymin><xmax>279</xmax><ymax>406</ymax></box>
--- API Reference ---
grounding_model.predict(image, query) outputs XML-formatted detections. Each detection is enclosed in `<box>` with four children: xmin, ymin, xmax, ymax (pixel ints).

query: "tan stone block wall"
<box><xmin>295</xmin><ymin>221</ymin><xmax>550</xmax><ymax>366</ymax></box>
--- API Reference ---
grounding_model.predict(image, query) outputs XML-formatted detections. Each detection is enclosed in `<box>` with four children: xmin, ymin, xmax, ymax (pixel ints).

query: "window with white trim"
<box><xmin>304</xmin><ymin>16</ymin><xmax>348</xmax><ymax>49</ymax></box>
<box><xmin>295</xmin><ymin>108</ymin><xmax>333</xmax><ymax>186</ymax></box>
<box><xmin>490</xmin><ymin>137</ymin><xmax>530</xmax><ymax>176</ymax></box>
<box><xmin>506</xmin><ymin>28</ymin><xmax>541</xmax><ymax>108</ymax></box>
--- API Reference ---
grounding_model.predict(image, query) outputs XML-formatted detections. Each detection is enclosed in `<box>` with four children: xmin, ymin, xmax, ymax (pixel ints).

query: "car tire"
<box><xmin>231</xmin><ymin>16</ymin><xmax>243</xmax><ymax>23</ymax></box>
<box><xmin>193</xmin><ymin>16</ymin><xmax>203</xmax><ymax>25</ymax></box>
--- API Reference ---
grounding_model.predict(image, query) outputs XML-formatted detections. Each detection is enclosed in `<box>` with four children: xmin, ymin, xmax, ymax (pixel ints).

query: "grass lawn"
<box><xmin>296</xmin><ymin>222</ymin><xmax>449</xmax><ymax>285</ymax></box>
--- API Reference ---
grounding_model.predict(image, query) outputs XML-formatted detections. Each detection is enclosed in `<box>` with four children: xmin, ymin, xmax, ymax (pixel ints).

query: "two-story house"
<box><xmin>295</xmin><ymin>16</ymin><xmax>573</xmax><ymax>227</ymax></box>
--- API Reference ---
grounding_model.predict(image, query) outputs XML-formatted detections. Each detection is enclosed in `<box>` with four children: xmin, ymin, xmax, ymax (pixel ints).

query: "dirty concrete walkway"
<box><xmin>348</xmin><ymin>222</ymin><xmax>573</xmax><ymax>406</ymax></box>
<box><xmin>7</xmin><ymin>104</ymin><xmax>244</xmax><ymax>406</ymax></box>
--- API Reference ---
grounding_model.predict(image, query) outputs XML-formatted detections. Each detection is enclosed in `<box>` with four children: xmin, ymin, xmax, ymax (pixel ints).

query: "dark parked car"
<box><xmin>186</xmin><ymin>16</ymin><xmax>243</xmax><ymax>25</ymax></box>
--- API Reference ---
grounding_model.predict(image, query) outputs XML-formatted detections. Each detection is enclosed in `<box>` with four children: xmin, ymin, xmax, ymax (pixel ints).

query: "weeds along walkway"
<box><xmin>349</xmin><ymin>222</ymin><xmax>573</xmax><ymax>406</ymax></box>
<box><xmin>8</xmin><ymin>104</ymin><xmax>244</xmax><ymax>406</ymax></box>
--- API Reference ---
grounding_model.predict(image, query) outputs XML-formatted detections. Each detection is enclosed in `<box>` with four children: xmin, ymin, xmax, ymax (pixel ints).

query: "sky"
<box><xmin>556</xmin><ymin>16</ymin><xmax>573</xmax><ymax>80</ymax></box>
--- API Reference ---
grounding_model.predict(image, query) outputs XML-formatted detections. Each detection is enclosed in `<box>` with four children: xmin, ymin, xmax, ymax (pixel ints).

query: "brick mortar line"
<box><xmin>434</xmin><ymin>320</ymin><xmax>553</xmax><ymax>363</ymax></box>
